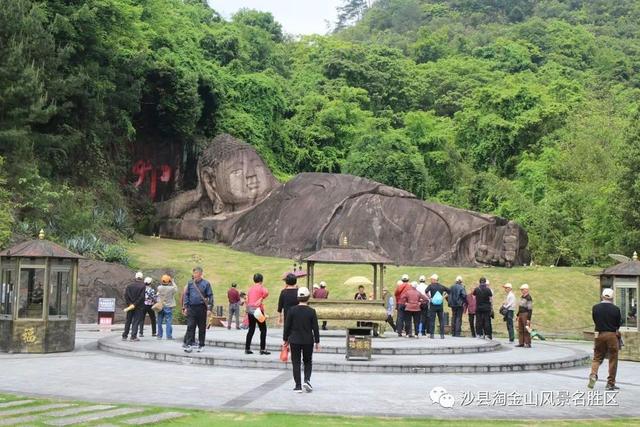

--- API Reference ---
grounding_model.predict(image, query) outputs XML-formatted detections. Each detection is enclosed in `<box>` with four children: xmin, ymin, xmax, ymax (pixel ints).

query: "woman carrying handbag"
<box><xmin>283</xmin><ymin>287</ymin><xmax>320</xmax><ymax>393</ymax></box>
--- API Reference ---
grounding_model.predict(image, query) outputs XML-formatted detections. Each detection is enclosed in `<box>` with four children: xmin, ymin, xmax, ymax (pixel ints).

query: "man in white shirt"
<box><xmin>501</xmin><ymin>283</ymin><xmax>516</xmax><ymax>343</ymax></box>
<box><xmin>417</xmin><ymin>275</ymin><xmax>429</xmax><ymax>336</ymax></box>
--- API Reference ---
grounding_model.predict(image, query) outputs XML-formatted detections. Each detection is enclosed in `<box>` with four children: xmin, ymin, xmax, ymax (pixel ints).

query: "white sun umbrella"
<box><xmin>343</xmin><ymin>276</ymin><xmax>373</xmax><ymax>287</ymax></box>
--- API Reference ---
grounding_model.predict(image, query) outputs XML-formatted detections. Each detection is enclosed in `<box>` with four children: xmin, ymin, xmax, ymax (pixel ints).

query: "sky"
<box><xmin>208</xmin><ymin>0</ymin><xmax>342</xmax><ymax>35</ymax></box>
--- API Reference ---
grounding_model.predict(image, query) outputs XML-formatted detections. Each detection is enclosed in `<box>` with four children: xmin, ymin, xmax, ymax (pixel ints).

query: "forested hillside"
<box><xmin>1</xmin><ymin>0</ymin><xmax>639</xmax><ymax>266</ymax></box>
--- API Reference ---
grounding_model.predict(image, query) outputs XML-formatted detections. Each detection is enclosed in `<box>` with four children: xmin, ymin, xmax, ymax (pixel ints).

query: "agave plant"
<box><xmin>66</xmin><ymin>233</ymin><xmax>105</xmax><ymax>256</ymax></box>
<box><xmin>111</xmin><ymin>208</ymin><xmax>134</xmax><ymax>238</ymax></box>
<box><xmin>15</xmin><ymin>222</ymin><xmax>32</xmax><ymax>235</ymax></box>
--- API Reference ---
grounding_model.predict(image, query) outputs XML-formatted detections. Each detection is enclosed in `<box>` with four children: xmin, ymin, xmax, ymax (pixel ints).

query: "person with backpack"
<box><xmin>425</xmin><ymin>274</ymin><xmax>449</xmax><ymax>339</ymax></box>
<box><xmin>448</xmin><ymin>276</ymin><xmax>467</xmax><ymax>337</ymax></box>
<box><xmin>399</xmin><ymin>282</ymin><xmax>427</xmax><ymax>338</ymax></box>
<box><xmin>473</xmin><ymin>277</ymin><xmax>493</xmax><ymax>340</ymax></box>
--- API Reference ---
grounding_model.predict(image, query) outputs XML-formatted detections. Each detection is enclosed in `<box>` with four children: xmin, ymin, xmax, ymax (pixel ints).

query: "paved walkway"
<box><xmin>0</xmin><ymin>327</ymin><xmax>639</xmax><ymax>420</ymax></box>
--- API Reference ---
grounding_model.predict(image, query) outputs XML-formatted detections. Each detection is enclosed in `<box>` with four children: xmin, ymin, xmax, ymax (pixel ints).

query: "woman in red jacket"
<box><xmin>400</xmin><ymin>282</ymin><xmax>428</xmax><ymax>338</ymax></box>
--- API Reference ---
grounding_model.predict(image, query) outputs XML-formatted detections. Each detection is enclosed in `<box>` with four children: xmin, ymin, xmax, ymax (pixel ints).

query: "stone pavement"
<box><xmin>0</xmin><ymin>326</ymin><xmax>638</xmax><ymax>420</ymax></box>
<box><xmin>98</xmin><ymin>326</ymin><xmax>590</xmax><ymax>373</ymax></box>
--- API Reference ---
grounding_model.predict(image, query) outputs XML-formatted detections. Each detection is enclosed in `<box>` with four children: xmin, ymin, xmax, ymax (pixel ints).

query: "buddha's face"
<box><xmin>201</xmin><ymin>148</ymin><xmax>276</xmax><ymax>213</ymax></box>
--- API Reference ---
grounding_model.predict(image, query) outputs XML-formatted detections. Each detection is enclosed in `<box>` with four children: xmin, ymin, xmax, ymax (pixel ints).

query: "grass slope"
<box><xmin>126</xmin><ymin>236</ymin><xmax>600</xmax><ymax>337</ymax></box>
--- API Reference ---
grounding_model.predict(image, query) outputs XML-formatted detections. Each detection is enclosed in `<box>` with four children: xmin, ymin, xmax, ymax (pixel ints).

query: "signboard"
<box><xmin>99</xmin><ymin>316</ymin><xmax>113</xmax><ymax>325</ymax></box>
<box><xmin>98</xmin><ymin>298</ymin><xmax>116</xmax><ymax>312</ymax></box>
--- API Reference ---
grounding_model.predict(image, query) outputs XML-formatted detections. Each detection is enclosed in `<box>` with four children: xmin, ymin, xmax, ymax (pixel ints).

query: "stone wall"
<box><xmin>77</xmin><ymin>259</ymin><xmax>175</xmax><ymax>324</ymax></box>
<box><xmin>620</xmin><ymin>330</ymin><xmax>640</xmax><ymax>361</ymax></box>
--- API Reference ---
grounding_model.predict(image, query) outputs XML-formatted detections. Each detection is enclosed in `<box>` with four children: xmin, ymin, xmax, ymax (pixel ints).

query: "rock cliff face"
<box><xmin>77</xmin><ymin>260</ymin><xmax>175</xmax><ymax>323</ymax></box>
<box><xmin>227</xmin><ymin>173</ymin><xmax>529</xmax><ymax>267</ymax></box>
<box><xmin>156</xmin><ymin>134</ymin><xmax>529</xmax><ymax>267</ymax></box>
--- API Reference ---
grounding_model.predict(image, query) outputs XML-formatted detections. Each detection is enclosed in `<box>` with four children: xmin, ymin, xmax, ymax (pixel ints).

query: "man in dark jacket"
<box><xmin>473</xmin><ymin>277</ymin><xmax>493</xmax><ymax>339</ymax></box>
<box><xmin>183</xmin><ymin>266</ymin><xmax>214</xmax><ymax>353</ymax></box>
<box><xmin>283</xmin><ymin>287</ymin><xmax>320</xmax><ymax>393</ymax></box>
<box><xmin>122</xmin><ymin>272</ymin><xmax>146</xmax><ymax>341</ymax></box>
<box><xmin>588</xmin><ymin>288</ymin><xmax>622</xmax><ymax>390</ymax></box>
<box><xmin>425</xmin><ymin>274</ymin><xmax>449</xmax><ymax>339</ymax></box>
<box><xmin>448</xmin><ymin>276</ymin><xmax>467</xmax><ymax>337</ymax></box>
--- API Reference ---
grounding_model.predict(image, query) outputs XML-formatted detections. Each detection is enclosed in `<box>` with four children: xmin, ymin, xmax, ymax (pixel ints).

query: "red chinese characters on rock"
<box><xmin>132</xmin><ymin>160</ymin><xmax>172</xmax><ymax>200</ymax></box>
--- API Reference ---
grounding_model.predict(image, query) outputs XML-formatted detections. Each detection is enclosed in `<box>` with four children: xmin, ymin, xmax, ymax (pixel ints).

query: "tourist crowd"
<box><xmin>121</xmin><ymin>267</ymin><xmax>621</xmax><ymax>392</ymax></box>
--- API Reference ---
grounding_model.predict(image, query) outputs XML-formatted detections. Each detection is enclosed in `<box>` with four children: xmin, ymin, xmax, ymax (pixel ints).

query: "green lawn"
<box><xmin>125</xmin><ymin>236</ymin><xmax>601</xmax><ymax>337</ymax></box>
<box><xmin>0</xmin><ymin>393</ymin><xmax>638</xmax><ymax>426</ymax></box>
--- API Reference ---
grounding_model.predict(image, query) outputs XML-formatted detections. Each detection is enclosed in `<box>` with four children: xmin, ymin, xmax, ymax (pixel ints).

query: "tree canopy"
<box><xmin>1</xmin><ymin>0</ymin><xmax>639</xmax><ymax>266</ymax></box>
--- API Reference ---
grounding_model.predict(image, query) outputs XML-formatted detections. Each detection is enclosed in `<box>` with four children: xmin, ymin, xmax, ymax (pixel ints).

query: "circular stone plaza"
<box><xmin>0</xmin><ymin>324</ymin><xmax>639</xmax><ymax>424</ymax></box>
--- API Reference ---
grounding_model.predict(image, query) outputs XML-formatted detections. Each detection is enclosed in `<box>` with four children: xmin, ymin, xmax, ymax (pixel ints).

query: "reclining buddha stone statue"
<box><xmin>155</xmin><ymin>134</ymin><xmax>529</xmax><ymax>267</ymax></box>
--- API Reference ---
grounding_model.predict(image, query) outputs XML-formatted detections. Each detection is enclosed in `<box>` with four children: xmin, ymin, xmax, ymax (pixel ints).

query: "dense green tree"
<box><xmin>2</xmin><ymin>0</ymin><xmax>640</xmax><ymax>266</ymax></box>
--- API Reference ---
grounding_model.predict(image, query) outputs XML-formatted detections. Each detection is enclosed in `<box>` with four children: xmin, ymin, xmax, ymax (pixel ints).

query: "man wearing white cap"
<box><xmin>448</xmin><ymin>276</ymin><xmax>467</xmax><ymax>337</ymax></box>
<box><xmin>283</xmin><ymin>286</ymin><xmax>320</xmax><ymax>393</ymax></box>
<box><xmin>500</xmin><ymin>283</ymin><xmax>516</xmax><ymax>343</ymax></box>
<box><xmin>122</xmin><ymin>272</ymin><xmax>146</xmax><ymax>341</ymax></box>
<box><xmin>425</xmin><ymin>274</ymin><xmax>450</xmax><ymax>339</ymax></box>
<box><xmin>588</xmin><ymin>288</ymin><xmax>622</xmax><ymax>390</ymax></box>
<box><xmin>516</xmin><ymin>284</ymin><xmax>533</xmax><ymax>347</ymax></box>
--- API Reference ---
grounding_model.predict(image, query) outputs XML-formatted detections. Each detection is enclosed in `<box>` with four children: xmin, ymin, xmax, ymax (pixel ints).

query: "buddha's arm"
<box><xmin>155</xmin><ymin>189</ymin><xmax>201</xmax><ymax>218</ymax></box>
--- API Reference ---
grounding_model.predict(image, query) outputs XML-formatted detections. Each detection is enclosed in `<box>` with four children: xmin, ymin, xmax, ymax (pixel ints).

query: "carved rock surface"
<box><xmin>228</xmin><ymin>173</ymin><xmax>528</xmax><ymax>266</ymax></box>
<box><xmin>155</xmin><ymin>135</ymin><xmax>530</xmax><ymax>267</ymax></box>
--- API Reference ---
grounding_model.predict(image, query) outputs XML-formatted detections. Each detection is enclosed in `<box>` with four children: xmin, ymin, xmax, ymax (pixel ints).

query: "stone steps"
<box><xmin>98</xmin><ymin>334</ymin><xmax>591</xmax><ymax>374</ymax></box>
<box><xmin>204</xmin><ymin>335</ymin><xmax>502</xmax><ymax>355</ymax></box>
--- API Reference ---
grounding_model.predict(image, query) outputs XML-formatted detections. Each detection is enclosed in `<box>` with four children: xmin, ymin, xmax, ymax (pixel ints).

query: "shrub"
<box><xmin>102</xmin><ymin>244</ymin><xmax>130</xmax><ymax>265</ymax></box>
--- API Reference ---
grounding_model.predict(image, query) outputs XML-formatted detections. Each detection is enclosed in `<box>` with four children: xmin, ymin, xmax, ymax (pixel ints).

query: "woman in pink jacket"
<box><xmin>245</xmin><ymin>273</ymin><xmax>270</xmax><ymax>354</ymax></box>
<box><xmin>400</xmin><ymin>282</ymin><xmax>427</xmax><ymax>338</ymax></box>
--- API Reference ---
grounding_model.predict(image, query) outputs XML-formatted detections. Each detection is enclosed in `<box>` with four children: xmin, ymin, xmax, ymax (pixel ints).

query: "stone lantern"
<box><xmin>0</xmin><ymin>231</ymin><xmax>83</xmax><ymax>353</ymax></box>
<box><xmin>598</xmin><ymin>251</ymin><xmax>640</xmax><ymax>361</ymax></box>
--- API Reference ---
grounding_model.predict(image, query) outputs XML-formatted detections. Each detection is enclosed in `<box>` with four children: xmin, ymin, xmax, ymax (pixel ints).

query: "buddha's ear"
<box><xmin>201</xmin><ymin>167</ymin><xmax>224</xmax><ymax>214</ymax></box>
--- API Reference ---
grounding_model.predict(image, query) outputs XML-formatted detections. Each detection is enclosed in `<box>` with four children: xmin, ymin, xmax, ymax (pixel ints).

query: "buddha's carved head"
<box><xmin>198</xmin><ymin>134</ymin><xmax>278</xmax><ymax>214</ymax></box>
